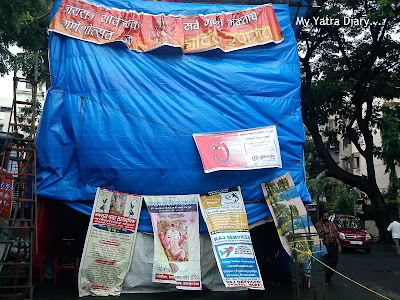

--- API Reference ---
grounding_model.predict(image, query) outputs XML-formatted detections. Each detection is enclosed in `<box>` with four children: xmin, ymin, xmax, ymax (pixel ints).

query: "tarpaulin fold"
<box><xmin>37</xmin><ymin>0</ymin><xmax>310</xmax><ymax>229</ymax></box>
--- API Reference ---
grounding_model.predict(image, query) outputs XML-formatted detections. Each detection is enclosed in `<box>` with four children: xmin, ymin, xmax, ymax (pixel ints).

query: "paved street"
<box><xmin>33</xmin><ymin>241</ymin><xmax>400</xmax><ymax>300</ymax></box>
<box><xmin>324</xmin><ymin>241</ymin><xmax>400</xmax><ymax>300</ymax></box>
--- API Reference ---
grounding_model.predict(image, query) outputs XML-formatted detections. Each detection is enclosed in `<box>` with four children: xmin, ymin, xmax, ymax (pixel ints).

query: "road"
<box><xmin>33</xmin><ymin>241</ymin><xmax>400</xmax><ymax>300</ymax></box>
<box><xmin>325</xmin><ymin>241</ymin><xmax>400</xmax><ymax>300</ymax></box>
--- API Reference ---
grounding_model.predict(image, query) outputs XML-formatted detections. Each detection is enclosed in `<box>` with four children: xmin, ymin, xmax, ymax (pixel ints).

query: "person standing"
<box><xmin>315</xmin><ymin>210</ymin><xmax>342</xmax><ymax>285</ymax></box>
<box><xmin>387</xmin><ymin>218</ymin><xmax>400</xmax><ymax>255</ymax></box>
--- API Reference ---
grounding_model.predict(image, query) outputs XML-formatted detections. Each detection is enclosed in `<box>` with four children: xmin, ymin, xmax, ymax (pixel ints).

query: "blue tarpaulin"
<box><xmin>37</xmin><ymin>0</ymin><xmax>310</xmax><ymax>233</ymax></box>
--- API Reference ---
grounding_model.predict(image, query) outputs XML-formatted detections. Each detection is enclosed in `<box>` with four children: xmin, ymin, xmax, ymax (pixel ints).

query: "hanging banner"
<box><xmin>0</xmin><ymin>169</ymin><xmax>13</xmax><ymax>219</ymax></box>
<box><xmin>144</xmin><ymin>194</ymin><xmax>201</xmax><ymax>290</ymax></box>
<box><xmin>199</xmin><ymin>187</ymin><xmax>264</xmax><ymax>289</ymax></box>
<box><xmin>78</xmin><ymin>188</ymin><xmax>142</xmax><ymax>296</ymax></box>
<box><xmin>49</xmin><ymin>0</ymin><xmax>283</xmax><ymax>53</ymax></box>
<box><xmin>261</xmin><ymin>173</ymin><xmax>323</xmax><ymax>263</ymax></box>
<box><xmin>193</xmin><ymin>125</ymin><xmax>282</xmax><ymax>173</ymax></box>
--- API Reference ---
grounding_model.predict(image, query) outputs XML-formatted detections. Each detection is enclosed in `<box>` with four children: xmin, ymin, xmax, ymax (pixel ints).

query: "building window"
<box><xmin>328</xmin><ymin>119</ymin><xmax>336</xmax><ymax>129</ymax></box>
<box><xmin>343</xmin><ymin>136</ymin><xmax>351</xmax><ymax>150</ymax></box>
<box><xmin>329</xmin><ymin>140</ymin><xmax>339</xmax><ymax>153</ymax></box>
<box><xmin>342</xmin><ymin>157</ymin><xmax>353</xmax><ymax>171</ymax></box>
<box><xmin>354</xmin><ymin>157</ymin><xmax>360</xmax><ymax>169</ymax></box>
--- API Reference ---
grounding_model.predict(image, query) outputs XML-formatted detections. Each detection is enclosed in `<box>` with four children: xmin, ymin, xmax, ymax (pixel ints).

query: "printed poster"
<box><xmin>78</xmin><ymin>188</ymin><xmax>142</xmax><ymax>296</ymax></box>
<box><xmin>193</xmin><ymin>126</ymin><xmax>282</xmax><ymax>173</ymax></box>
<box><xmin>49</xmin><ymin>0</ymin><xmax>284</xmax><ymax>53</ymax></box>
<box><xmin>0</xmin><ymin>169</ymin><xmax>13</xmax><ymax>219</ymax></box>
<box><xmin>144</xmin><ymin>194</ymin><xmax>201</xmax><ymax>290</ymax></box>
<box><xmin>261</xmin><ymin>173</ymin><xmax>323</xmax><ymax>263</ymax></box>
<box><xmin>199</xmin><ymin>187</ymin><xmax>264</xmax><ymax>289</ymax></box>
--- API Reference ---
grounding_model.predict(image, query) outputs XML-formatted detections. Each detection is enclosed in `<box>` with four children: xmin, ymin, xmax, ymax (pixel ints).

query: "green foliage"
<box><xmin>307</xmin><ymin>172</ymin><xmax>332</xmax><ymax>201</ymax></box>
<box><xmin>386</xmin><ymin>179</ymin><xmax>400</xmax><ymax>202</ymax></box>
<box><xmin>386</xmin><ymin>200</ymin><xmax>400</xmax><ymax>221</ymax></box>
<box><xmin>377</xmin><ymin>103</ymin><xmax>400</xmax><ymax>200</ymax></box>
<box><xmin>17</xmin><ymin>51</ymin><xmax>48</xmax><ymax>86</ymax></box>
<box><xmin>299</xmin><ymin>0</ymin><xmax>400</xmax><ymax>236</ymax></box>
<box><xmin>317</xmin><ymin>183</ymin><xmax>357</xmax><ymax>215</ymax></box>
<box><xmin>300</xmin><ymin>0</ymin><xmax>400</xmax><ymax>137</ymax></box>
<box><xmin>304</xmin><ymin>130</ymin><xmax>326</xmax><ymax>180</ymax></box>
<box><xmin>308</xmin><ymin>175</ymin><xmax>357</xmax><ymax>215</ymax></box>
<box><xmin>0</xmin><ymin>0</ymin><xmax>52</xmax><ymax>76</ymax></box>
<box><xmin>300</xmin><ymin>0</ymin><xmax>400</xmax><ymax>144</ymax></box>
<box><xmin>16</xmin><ymin>99</ymin><xmax>42</xmax><ymax>135</ymax></box>
<box><xmin>330</xmin><ymin>183</ymin><xmax>357</xmax><ymax>215</ymax></box>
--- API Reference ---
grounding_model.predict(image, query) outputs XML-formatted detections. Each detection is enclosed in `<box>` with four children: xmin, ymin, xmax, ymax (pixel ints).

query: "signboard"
<box><xmin>49</xmin><ymin>0</ymin><xmax>284</xmax><ymax>53</ymax></box>
<box><xmin>144</xmin><ymin>194</ymin><xmax>202</xmax><ymax>290</ymax></box>
<box><xmin>79</xmin><ymin>188</ymin><xmax>142</xmax><ymax>296</ymax></box>
<box><xmin>261</xmin><ymin>173</ymin><xmax>323</xmax><ymax>263</ymax></box>
<box><xmin>199</xmin><ymin>187</ymin><xmax>264</xmax><ymax>289</ymax></box>
<box><xmin>193</xmin><ymin>126</ymin><xmax>282</xmax><ymax>173</ymax></box>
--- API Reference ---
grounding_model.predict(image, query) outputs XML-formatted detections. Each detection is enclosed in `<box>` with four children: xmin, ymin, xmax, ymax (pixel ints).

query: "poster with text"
<box><xmin>0</xmin><ymin>169</ymin><xmax>13</xmax><ymax>219</ymax></box>
<box><xmin>49</xmin><ymin>0</ymin><xmax>284</xmax><ymax>53</ymax></box>
<box><xmin>199</xmin><ymin>187</ymin><xmax>264</xmax><ymax>289</ymax></box>
<box><xmin>261</xmin><ymin>173</ymin><xmax>323</xmax><ymax>263</ymax></box>
<box><xmin>193</xmin><ymin>126</ymin><xmax>282</xmax><ymax>173</ymax></box>
<box><xmin>144</xmin><ymin>194</ymin><xmax>202</xmax><ymax>290</ymax></box>
<box><xmin>78</xmin><ymin>188</ymin><xmax>142</xmax><ymax>296</ymax></box>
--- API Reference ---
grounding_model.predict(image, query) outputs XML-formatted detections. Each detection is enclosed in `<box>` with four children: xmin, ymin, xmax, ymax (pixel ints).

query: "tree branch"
<box><xmin>20</xmin><ymin>11</ymin><xmax>51</xmax><ymax>30</ymax></box>
<box><xmin>334</xmin><ymin>31</ymin><xmax>354</xmax><ymax>76</ymax></box>
<box><xmin>303</xmin><ymin>110</ymin><xmax>369</xmax><ymax>192</ymax></box>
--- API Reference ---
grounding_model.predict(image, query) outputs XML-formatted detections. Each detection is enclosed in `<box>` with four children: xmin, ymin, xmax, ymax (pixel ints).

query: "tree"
<box><xmin>307</xmin><ymin>172</ymin><xmax>332</xmax><ymax>201</ymax></box>
<box><xmin>304</xmin><ymin>130</ymin><xmax>326</xmax><ymax>180</ymax></box>
<box><xmin>331</xmin><ymin>183</ymin><xmax>357</xmax><ymax>215</ymax></box>
<box><xmin>0</xmin><ymin>0</ymin><xmax>52</xmax><ymax>87</ymax></box>
<box><xmin>377</xmin><ymin>103</ymin><xmax>400</xmax><ymax>200</ymax></box>
<box><xmin>16</xmin><ymin>99</ymin><xmax>43</xmax><ymax>136</ymax></box>
<box><xmin>298</xmin><ymin>0</ymin><xmax>400</xmax><ymax>239</ymax></box>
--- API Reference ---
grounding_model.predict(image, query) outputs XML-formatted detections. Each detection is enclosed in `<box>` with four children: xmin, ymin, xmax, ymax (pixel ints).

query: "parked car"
<box><xmin>330</xmin><ymin>214</ymin><xmax>373</xmax><ymax>254</ymax></box>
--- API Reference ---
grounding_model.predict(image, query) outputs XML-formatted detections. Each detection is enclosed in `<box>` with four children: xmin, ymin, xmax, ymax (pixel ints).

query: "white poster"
<box><xmin>78</xmin><ymin>188</ymin><xmax>142</xmax><ymax>296</ymax></box>
<box><xmin>145</xmin><ymin>194</ymin><xmax>202</xmax><ymax>290</ymax></box>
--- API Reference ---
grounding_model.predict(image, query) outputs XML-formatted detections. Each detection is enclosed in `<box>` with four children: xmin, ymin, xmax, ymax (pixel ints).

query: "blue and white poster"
<box><xmin>199</xmin><ymin>187</ymin><xmax>264</xmax><ymax>289</ymax></box>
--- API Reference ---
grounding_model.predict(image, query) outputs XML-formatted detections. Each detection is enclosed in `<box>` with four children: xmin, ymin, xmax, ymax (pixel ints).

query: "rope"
<box><xmin>60</xmin><ymin>88</ymin><xmax>301</xmax><ymax>135</ymax></box>
<box><xmin>291</xmin><ymin>246</ymin><xmax>392</xmax><ymax>300</ymax></box>
<box><xmin>289</xmin><ymin>239</ymin><xmax>327</xmax><ymax>254</ymax></box>
<box><xmin>66</xmin><ymin>90</ymin><xmax>192</xmax><ymax>135</ymax></box>
<box><xmin>289</xmin><ymin>238</ymin><xmax>322</xmax><ymax>244</ymax></box>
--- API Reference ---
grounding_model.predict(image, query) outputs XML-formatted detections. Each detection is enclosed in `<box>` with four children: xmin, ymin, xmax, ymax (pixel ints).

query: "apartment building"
<box><xmin>0</xmin><ymin>72</ymin><xmax>45</xmax><ymax>133</ymax></box>
<box><xmin>328</xmin><ymin>98</ymin><xmax>400</xmax><ymax>195</ymax></box>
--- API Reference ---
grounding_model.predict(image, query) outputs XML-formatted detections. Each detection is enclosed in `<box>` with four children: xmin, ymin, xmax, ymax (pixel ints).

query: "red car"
<box><xmin>330</xmin><ymin>214</ymin><xmax>373</xmax><ymax>254</ymax></box>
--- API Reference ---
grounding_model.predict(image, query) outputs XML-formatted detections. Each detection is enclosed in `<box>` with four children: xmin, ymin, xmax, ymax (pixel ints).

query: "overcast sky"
<box><xmin>0</xmin><ymin>46</ymin><xmax>24</xmax><ymax>107</ymax></box>
<box><xmin>0</xmin><ymin>73</ymin><xmax>14</xmax><ymax>107</ymax></box>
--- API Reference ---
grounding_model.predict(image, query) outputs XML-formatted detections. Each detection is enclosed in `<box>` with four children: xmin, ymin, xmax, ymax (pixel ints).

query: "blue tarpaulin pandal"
<box><xmin>37</xmin><ymin>0</ymin><xmax>311</xmax><ymax>233</ymax></box>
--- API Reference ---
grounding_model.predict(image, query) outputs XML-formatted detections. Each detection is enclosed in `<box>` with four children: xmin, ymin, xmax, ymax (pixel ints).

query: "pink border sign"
<box><xmin>193</xmin><ymin>125</ymin><xmax>282</xmax><ymax>173</ymax></box>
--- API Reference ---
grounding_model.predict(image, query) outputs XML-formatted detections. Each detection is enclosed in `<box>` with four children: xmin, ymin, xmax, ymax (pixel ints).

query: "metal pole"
<box><xmin>290</xmin><ymin>206</ymin><xmax>301</xmax><ymax>299</ymax></box>
<box><xmin>30</xmin><ymin>52</ymin><xmax>38</xmax><ymax>141</ymax></box>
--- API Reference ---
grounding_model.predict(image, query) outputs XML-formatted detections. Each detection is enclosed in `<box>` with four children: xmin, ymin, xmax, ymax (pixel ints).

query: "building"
<box><xmin>0</xmin><ymin>72</ymin><xmax>46</xmax><ymax>133</ymax></box>
<box><xmin>328</xmin><ymin>98</ymin><xmax>400</xmax><ymax>196</ymax></box>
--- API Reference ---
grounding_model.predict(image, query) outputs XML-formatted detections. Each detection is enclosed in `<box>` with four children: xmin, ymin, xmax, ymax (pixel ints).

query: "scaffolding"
<box><xmin>0</xmin><ymin>52</ymin><xmax>39</xmax><ymax>299</ymax></box>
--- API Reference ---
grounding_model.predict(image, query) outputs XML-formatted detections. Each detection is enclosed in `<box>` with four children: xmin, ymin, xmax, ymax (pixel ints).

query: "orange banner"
<box><xmin>49</xmin><ymin>0</ymin><xmax>284</xmax><ymax>53</ymax></box>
